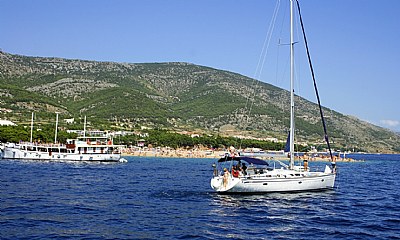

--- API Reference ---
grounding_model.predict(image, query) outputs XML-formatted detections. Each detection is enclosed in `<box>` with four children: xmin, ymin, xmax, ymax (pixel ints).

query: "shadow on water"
<box><xmin>208</xmin><ymin>189</ymin><xmax>338</xmax><ymax>210</ymax></box>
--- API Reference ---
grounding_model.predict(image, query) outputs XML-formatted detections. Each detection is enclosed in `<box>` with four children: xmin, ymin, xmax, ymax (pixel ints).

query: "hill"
<box><xmin>0</xmin><ymin>51</ymin><xmax>399</xmax><ymax>153</ymax></box>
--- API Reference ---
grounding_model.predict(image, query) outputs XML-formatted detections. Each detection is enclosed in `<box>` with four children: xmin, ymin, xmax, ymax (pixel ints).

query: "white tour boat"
<box><xmin>211</xmin><ymin>0</ymin><xmax>336</xmax><ymax>193</ymax></box>
<box><xmin>2</xmin><ymin>136</ymin><xmax>124</xmax><ymax>162</ymax></box>
<box><xmin>2</xmin><ymin>113</ymin><xmax>125</xmax><ymax>162</ymax></box>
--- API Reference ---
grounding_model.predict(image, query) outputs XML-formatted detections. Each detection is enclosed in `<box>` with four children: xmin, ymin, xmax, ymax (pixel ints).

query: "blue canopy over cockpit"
<box><xmin>218</xmin><ymin>156</ymin><xmax>269</xmax><ymax>166</ymax></box>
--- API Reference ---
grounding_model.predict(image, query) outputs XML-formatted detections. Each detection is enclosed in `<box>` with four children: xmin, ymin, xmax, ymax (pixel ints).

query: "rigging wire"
<box><xmin>253</xmin><ymin>0</ymin><xmax>281</xmax><ymax>81</ymax></box>
<box><xmin>238</xmin><ymin>0</ymin><xmax>281</xmax><ymax>149</ymax></box>
<box><xmin>295</xmin><ymin>0</ymin><xmax>334</xmax><ymax>162</ymax></box>
<box><xmin>276</xmin><ymin>1</ymin><xmax>288</xmax><ymax>87</ymax></box>
<box><xmin>246</xmin><ymin>0</ymin><xmax>281</xmax><ymax>113</ymax></box>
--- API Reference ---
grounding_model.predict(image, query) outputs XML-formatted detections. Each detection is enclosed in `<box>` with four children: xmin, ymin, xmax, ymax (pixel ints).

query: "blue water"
<box><xmin>1</xmin><ymin>154</ymin><xmax>400</xmax><ymax>239</ymax></box>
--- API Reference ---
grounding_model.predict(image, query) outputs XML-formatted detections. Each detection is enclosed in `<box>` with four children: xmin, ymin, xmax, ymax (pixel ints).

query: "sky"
<box><xmin>0</xmin><ymin>0</ymin><xmax>399</xmax><ymax>132</ymax></box>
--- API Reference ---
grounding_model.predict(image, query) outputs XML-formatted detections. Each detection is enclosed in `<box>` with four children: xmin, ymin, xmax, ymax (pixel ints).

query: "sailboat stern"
<box><xmin>210</xmin><ymin>176</ymin><xmax>241</xmax><ymax>192</ymax></box>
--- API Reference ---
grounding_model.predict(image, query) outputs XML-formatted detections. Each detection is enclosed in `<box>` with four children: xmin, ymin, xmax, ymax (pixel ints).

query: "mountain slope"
<box><xmin>0</xmin><ymin>51</ymin><xmax>399</xmax><ymax>153</ymax></box>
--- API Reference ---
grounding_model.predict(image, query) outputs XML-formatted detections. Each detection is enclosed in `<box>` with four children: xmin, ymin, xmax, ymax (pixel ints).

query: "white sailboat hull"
<box><xmin>211</xmin><ymin>169</ymin><xmax>336</xmax><ymax>193</ymax></box>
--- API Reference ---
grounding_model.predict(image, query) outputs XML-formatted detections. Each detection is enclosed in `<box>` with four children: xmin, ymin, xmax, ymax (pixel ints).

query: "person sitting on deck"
<box><xmin>241</xmin><ymin>163</ymin><xmax>247</xmax><ymax>176</ymax></box>
<box><xmin>231</xmin><ymin>165</ymin><xmax>239</xmax><ymax>178</ymax></box>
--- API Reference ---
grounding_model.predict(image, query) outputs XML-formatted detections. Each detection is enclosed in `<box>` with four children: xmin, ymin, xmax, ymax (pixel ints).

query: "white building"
<box><xmin>0</xmin><ymin>120</ymin><xmax>16</xmax><ymax>126</ymax></box>
<box><xmin>64</xmin><ymin>118</ymin><xmax>75</xmax><ymax>124</ymax></box>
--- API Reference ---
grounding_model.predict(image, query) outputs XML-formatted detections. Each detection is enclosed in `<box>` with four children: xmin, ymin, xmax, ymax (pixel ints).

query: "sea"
<box><xmin>1</xmin><ymin>154</ymin><xmax>399</xmax><ymax>240</ymax></box>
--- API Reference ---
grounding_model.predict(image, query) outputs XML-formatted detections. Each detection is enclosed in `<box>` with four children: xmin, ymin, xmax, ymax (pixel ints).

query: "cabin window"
<box><xmin>38</xmin><ymin>147</ymin><xmax>47</xmax><ymax>152</ymax></box>
<box><xmin>52</xmin><ymin>148</ymin><xmax>59</xmax><ymax>153</ymax></box>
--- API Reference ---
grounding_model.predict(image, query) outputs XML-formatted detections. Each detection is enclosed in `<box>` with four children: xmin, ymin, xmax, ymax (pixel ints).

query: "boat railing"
<box><xmin>17</xmin><ymin>142</ymin><xmax>67</xmax><ymax>148</ymax></box>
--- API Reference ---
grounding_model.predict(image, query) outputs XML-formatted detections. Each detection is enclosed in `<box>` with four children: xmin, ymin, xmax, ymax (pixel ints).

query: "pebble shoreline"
<box><xmin>121</xmin><ymin>149</ymin><xmax>363</xmax><ymax>162</ymax></box>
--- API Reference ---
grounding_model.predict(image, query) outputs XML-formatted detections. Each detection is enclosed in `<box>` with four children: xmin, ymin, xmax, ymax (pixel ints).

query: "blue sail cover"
<box><xmin>284</xmin><ymin>132</ymin><xmax>290</xmax><ymax>152</ymax></box>
<box><xmin>218</xmin><ymin>156</ymin><xmax>269</xmax><ymax>166</ymax></box>
<box><xmin>240</xmin><ymin>156</ymin><xmax>269</xmax><ymax>165</ymax></box>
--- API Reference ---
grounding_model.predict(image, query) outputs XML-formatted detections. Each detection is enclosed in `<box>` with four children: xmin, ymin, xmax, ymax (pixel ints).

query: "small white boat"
<box><xmin>2</xmin><ymin>136</ymin><xmax>124</xmax><ymax>162</ymax></box>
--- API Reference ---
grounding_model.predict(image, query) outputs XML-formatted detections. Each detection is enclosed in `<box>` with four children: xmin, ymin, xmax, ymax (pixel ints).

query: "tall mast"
<box><xmin>83</xmin><ymin>116</ymin><xmax>87</xmax><ymax>138</ymax></box>
<box><xmin>54</xmin><ymin>112</ymin><xmax>59</xmax><ymax>144</ymax></box>
<box><xmin>30</xmin><ymin>112</ymin><xmax>34</xmax><ymax>143</ymax></box>
<box><xmin>289</xmin><ymin>0</ymin><xmax>295</xmax><ymax>170</ymax></box>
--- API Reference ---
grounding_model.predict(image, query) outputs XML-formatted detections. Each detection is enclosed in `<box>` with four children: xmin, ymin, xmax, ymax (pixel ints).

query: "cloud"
<box><xmin>380</xmin><ymin>119</ymin><xmax>400</xmax><ymax>127</ymax></box>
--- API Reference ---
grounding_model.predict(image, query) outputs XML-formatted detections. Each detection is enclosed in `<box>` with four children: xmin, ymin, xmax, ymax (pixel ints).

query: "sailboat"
<box><xmin>210</xmin><ymin>0</ymin><xmax>336</xmax><ymax>193</ymax></box>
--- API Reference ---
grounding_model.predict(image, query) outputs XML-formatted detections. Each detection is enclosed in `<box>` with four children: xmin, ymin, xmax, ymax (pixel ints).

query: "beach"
<box><xmin>122</xmin><ymin>147</ymin><xmax>223</xmax><ymax>159</ymax></box>
<box><xmin>121</xmin><ymin>147</ymin><xmax>362</xmax><ymax>162</ymax></box>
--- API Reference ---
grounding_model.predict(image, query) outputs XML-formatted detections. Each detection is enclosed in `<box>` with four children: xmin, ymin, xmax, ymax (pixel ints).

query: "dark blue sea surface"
<box><xmin>1</xmin><ymin>154</ymin><xmax>400</xmax><ymax>239</ymax></box>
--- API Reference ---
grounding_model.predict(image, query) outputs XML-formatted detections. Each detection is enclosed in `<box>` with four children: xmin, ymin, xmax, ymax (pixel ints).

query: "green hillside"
<box><xmin>0</xmin><ymin>51</ymin><xmax>399</xmax><ymax>153</ymax></box>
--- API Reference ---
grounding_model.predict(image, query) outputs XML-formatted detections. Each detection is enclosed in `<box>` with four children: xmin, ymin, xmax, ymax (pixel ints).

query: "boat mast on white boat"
<box><xmin>289</xmin><ymin>0</ymin><xmax>295</xmax><ymax>170</ymax></box>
